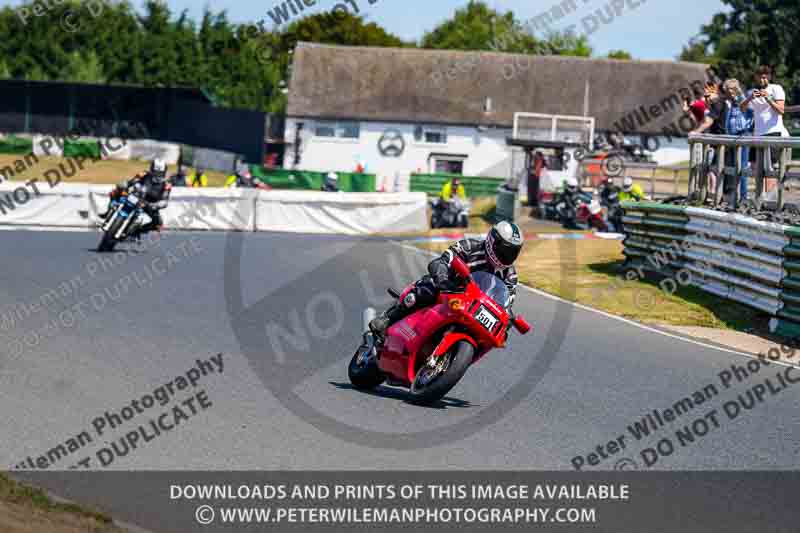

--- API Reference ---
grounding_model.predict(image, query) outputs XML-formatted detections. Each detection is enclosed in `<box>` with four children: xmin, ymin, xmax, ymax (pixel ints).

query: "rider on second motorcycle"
<box><xmin>556</xmin><ymin>177</ymin><xmax>582</xmax><ymax>230</ymax></box>
<box><xmin>101</xmin><ymin>159</ymin><xmax>171</xmax><ymax>237</ymax></box>
<box><xmin>369</xmin><ymin>221</ymin><xmax>524</xmax><ymax>339</ymax></box>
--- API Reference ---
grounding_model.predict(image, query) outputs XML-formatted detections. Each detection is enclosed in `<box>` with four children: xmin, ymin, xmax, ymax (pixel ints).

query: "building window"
<box><xmin>314</xmin><ymin>121</ymin><xmax>336</xmax><ymax>137</ymax></box>
<box><xmin>435</xmin><ymin>159</ymin><xmax>463</xmax><ymax>174</ymax></box>
<box><xmin>314</xmin><ymin>120</ymin><xmax>360</xmax><ymax>139</ymax></box>
<box><xmin>430</xmin><ymin>153</ymin><xmax>467</xmax><ymax>175</ymax></box>
<box><xmin>414</xmin><ymin>125</ymin><xmax>448</xmax><ymax>144</ymax></box>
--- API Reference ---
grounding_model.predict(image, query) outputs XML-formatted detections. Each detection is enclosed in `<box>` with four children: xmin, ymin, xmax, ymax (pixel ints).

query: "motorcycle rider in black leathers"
<box><xmin>598</xmin><ymin>177</ymin><xmax>623</xmax><ymax>232</ymax></box>
<box><xmin>599</xmin><ymin>176</ymin><xmax>620</xmax><ymax>207</ymax></box>
<box><xmin>369</xmin><ymin>221</ymin><xmax>524</xmax><ymax>339</ymax></box>
<box><xmin>100</xmin><ymin>159</ymin><xmax>171</xmax><ymax>237</ymax></box>
<box><xmin>556</xmin><ymin>177</ymin><xmax>581</xmax><ymax>230</ymax></box>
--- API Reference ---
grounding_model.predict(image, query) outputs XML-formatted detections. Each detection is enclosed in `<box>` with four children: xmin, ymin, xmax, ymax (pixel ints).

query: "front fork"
<box><xmin>357</xmin><ymin>331</ymin><xmax>378</xmax><ymax>365</ymax></box>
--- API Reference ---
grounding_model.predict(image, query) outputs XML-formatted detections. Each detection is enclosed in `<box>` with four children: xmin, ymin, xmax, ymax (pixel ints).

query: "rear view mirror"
<box><xmin>513</xmin><ymin>315</ymin><xmax>531</xmax><ymax>334</ymax></box>
<box><xmin>451</xmin><ymin>256</ymin><xmax>471</xmax><ymax>279</ymax></box>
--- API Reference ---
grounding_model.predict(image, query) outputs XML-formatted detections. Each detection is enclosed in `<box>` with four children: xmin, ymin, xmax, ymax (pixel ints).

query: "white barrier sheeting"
<box><xmin>4</xmin><ymin>183</ymin><xmax>428</xmax><ymax>235</ymax></box>
<box><xmin>127</xmin><ymin>140</ymin><xmax>181</xmax><ymax>165</ymax></box>
<box><xmin>162</xmin><ymin>188</ymin><xmax>257</xmax><ymax>232</ymax></box>
<box><xmin>88</xmin><ymin>186</ymin><xmax>256</xmax><ymax>232</ymax></box>
<box><xmin>32</xmin><ymin>135</ymin><xmax>64</xmax><ymax>157</ymax></box>
<box><xmin>0</xmin><ymin>182</ymin><xmax>89</xmax><ymax>227</ymax></box>
<box><xmin>255</xmin><ymin>191</ymin><xmax>428</xmax><ymax>235</ymax></box>
<box><xmin>100</xmin><ymin>138</ymin><xmax>133</xmax><ymax>160</ymax></box>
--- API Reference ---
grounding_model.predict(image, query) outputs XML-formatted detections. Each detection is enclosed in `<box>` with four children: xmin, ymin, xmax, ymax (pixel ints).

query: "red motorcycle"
<box><xmin>348</xmin><ymin>256</ymin><xmax>532</xmax><ymax>405</ymax></box>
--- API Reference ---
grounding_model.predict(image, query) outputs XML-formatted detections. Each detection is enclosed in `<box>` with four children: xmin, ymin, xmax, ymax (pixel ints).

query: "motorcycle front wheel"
<box><xmin>409</xmin><ymin>340</ymin><xmax>474</xmax><ymax>405</ymax></box>
<box><xmin>98</xmin><ymin>217</ymin><xmax>124</xmax><ymax>252</ymax></box>
<box><xmin>348</xmin><ymin>340</ymin><xmax>385</xmax><ymax>390</ymax></box>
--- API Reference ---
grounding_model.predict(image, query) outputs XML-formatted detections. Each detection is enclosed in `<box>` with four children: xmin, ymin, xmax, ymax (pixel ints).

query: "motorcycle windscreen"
<box><xmin>471</xmin><ymin>272</ymin><xmax>510</xmax><ymax>308</ymax></box>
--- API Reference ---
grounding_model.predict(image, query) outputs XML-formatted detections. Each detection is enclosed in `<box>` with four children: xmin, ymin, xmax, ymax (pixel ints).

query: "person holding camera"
<box><xmin>740</xmin><ymin>65</ymin><xmax>788</xmax><ymax>174</ymax></box>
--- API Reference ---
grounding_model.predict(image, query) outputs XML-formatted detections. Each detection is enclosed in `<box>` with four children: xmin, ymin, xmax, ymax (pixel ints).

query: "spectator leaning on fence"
<box><xmin>682</xmin><ymin>88</ymin><xmax>707</xmax><ymax>126</ymax></box>
<box><xmin>691</xmin><ymin>81</ymin><xmax>727</xmax><ymax>199</ymax></box>
<box><xmin>722</xmin><ymin>79</ymin><xmax>755</xmax><ymax>206</ymax></box>
<box><xmin>741</xmin><ymin>65</ymin><xmax>788</xmax><ymax>173</ymax></box>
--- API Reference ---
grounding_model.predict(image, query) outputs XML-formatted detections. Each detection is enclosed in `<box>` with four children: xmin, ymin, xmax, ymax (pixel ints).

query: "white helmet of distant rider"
<box><xmin>623</xmin><ymin>176</ymin><xmax>633</xmax><ymax>191</ymax></box>
<box><xmin>150</xmin><ymin>159</ymin><xmax>167</xmax><ymax>183</ymax></box>
<box><xmin>565</xmin><ymin>177</ymin><xmax>578</xmax><ymax>192</ymax></box>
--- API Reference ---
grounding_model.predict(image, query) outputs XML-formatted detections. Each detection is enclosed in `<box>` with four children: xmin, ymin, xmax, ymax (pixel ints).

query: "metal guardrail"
<box><xmin>579</xmin><ymin>159</ymin><xmax>690</xmax><ymax>200</ymax></box>
<box><xmin>688</xmin><ymin>133</ymin><xmax>800</xmax><ymax>209</ymax></box>
<box><xmin>620</xmin><ymin>201</ymin><xmax>800</xmax><ymax>336</ymax></box>
<box><xmin>622</xmin><ymin>202</ymin><xmax>800</xmax><ymax>337</ymax></box>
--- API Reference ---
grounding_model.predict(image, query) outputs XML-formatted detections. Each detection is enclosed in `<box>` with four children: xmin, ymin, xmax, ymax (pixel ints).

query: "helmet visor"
<box><xmin>493</xmin><ymin>238</ymin><xmax>521</xmax><ymax>266</ymax></box>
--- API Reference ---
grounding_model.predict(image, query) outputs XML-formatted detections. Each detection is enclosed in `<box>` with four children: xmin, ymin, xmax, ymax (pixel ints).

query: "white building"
<box><xmin>284</xmin><ymin>43</ymin><xmax>707</xmax><ymax>191</ymax></box>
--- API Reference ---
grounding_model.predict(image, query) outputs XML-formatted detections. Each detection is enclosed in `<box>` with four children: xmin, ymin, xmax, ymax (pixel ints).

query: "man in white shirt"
<box><xmin>740</xmin><ymin>65</ymin><xmax>788</xmax><ymax>172</ymax></box>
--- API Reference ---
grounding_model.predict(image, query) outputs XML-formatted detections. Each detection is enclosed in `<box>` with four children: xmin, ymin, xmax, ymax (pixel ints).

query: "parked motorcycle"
<box><xmin>97</xmin><ymin>185</ymin><xmax>148</xmax><ymax>252</ymax></box>
<box><xmin>577</xmin><ymin>199</ymin><xmax>608</xmax><ymax>232</ymax></box>
<box><xmin>348</xmin><ymin>256</ymin><xmax>531</xmax><ymax>405</ymax></box>
<box><xmin>541</xmin><ymin>189</ymin><xmax>592</xmax><ymax>226</ymax></box>
<box><xmin>430</xmin><ymin>197</ymin><xmax>470</xmax><ymax>228</ymax></box>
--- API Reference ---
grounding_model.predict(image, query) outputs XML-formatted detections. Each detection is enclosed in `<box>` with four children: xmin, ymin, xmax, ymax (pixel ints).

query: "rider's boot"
<box><xmin>368</xmin><ymin>304</ymin><xmax>407</xmax><ymax>346</ymax></box>
<box><xmin>369</xmin><ymin>312</ymin><xmax>391</xmax><ymax>344</ymax></box>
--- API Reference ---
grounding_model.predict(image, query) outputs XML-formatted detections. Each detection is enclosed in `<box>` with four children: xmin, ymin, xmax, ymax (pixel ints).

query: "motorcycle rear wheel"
<box><xmin>409</xmin><ymin>340</ymin><xmax>474</xmax><ymax>405</ymax></box>
<box><xmin>348</xmin><ymin>342</ymin><xmax>385</xmax><ymax>390</ymax></box>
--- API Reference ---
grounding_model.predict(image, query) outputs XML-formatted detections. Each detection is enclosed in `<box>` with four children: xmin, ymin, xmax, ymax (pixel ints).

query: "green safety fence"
<box><xmin>620</xmin><ymin>201</ymin><xmax>691</xmax><ymax>277</ymax></box>
<box><xmin>777</xmin><ymin>226</ymin><xmax>800</xmax><ymax>338</ymax></box>
<box><xmin>0</xmin><ymin>136</ymin><xmax>33</xmax><ymax>155</ymax></box>
<box><xmin>620</xmin><ymin>202</ymin><xmax>800</xmax><ymax>338</ymax></box>
<box><xmin>249</xmin><ymin>167</ymin><xmax>376</xmax><ymax>192</ymax></box>
<box><xmin>63</xmin><ymin>140</ymin><xmax>102</xmax><ymax>159</ymax></box>
<box><xmin>410</xmin><ymin>173</ymin><xmax>504</xmax><ymax>198</ymax></box>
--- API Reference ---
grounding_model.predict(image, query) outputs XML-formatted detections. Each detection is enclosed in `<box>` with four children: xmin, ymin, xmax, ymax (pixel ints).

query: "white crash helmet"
<box><xmin>326</xmin><ymin>171</ymin><xmax>338</xmax><ymax>183</ymax></box>
<box><xmin>623</xmin><ymin>176</ymin><xmax>633</xmax><ymax>191</ymax></box>
<box><xmin>485</xmin><ymin>220</ymin><xmax>524</xmax><ymax>269</ymax></box>
<box><xmin>150</xmin><ymin>158</ymin><xmax>167</xmax><ymax>183</ymax></box>
<box><xmin>565</xmin><ymin>177</ymin><xmax>578</xmax><ymax>191</ymax></box>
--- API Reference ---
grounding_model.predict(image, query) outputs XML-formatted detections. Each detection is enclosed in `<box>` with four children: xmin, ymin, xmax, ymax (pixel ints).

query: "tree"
<box><xmin>420</xmin><ymin>1</ymin><xmax>592</xmax><ymax>57</ymax></box>
<box><xmin>0</xmin><ymin>60</ymin><xmax>10</xmax><ymax>79</ymax></box>
<box><xmin>422</xmin><ymin>1</ymin><xmax>541</xmax><ymax>53</ymax></box>
<box><xmin>679</xmin><ymin>1</ymin><xmax>800</xmax><ymax>93</ymax></box>
<box><xmin>136</xmin><ymin>0</ymin><xmax>181</xmax><ymax>86</ymax></box>
<box><xmin>607</xmin><ymin>49</ymin><xmax>632</xmax><ymax>60</ymax></box>
<box><xmin>26</xmin><ymin>65</ymin><xmax>49</xmax><ymax>81</ymax></box>
<box><xmin>282</xmin><ymin>11</ymin><xmax>405</xmax><ymax>51</ymax></box>
<box><xmin>540</xmin><ymin>30</ymin><xmax>592</xmax><ymax>57</ymax></box>
<box><xmin>60</xmin><ymin>51</ymin><xmax>107</xmax><ymax>83</ymax></box>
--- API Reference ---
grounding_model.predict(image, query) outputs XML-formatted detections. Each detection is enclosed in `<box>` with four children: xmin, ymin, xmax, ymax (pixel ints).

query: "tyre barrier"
<box><xmin>621</xmin><ymin>201</ymin><xmax>800</xmax><ymax>336</ymax></box>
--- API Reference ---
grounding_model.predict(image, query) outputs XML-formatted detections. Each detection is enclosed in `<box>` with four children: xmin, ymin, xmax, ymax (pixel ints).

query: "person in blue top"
<box><xmin>722</xmin><ymin>78</ymin><xmax>755</xmax><ymax>207</ymax></box>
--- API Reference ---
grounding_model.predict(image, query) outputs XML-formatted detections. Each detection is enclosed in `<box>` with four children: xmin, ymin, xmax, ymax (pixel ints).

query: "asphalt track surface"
<box><xmin>1</xmin><ymin>229</ymin><xmax>798</xmax><ymax>474</ymax></box>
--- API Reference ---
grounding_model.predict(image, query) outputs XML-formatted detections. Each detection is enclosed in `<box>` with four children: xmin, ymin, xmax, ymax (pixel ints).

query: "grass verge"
<box><xmin>0</xmin><ymin>154</ymin><xmax>229</xmax><ymax>186</ymax></box>
<box><xmin>0</xmin><ymin>473</ymin><xmax>124</xmax><ymax>533</ymax></box>
<box><xmin>416</xmin><ymin>237</ymin><xmax>760</xmax><ymax>330</ymax></box>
